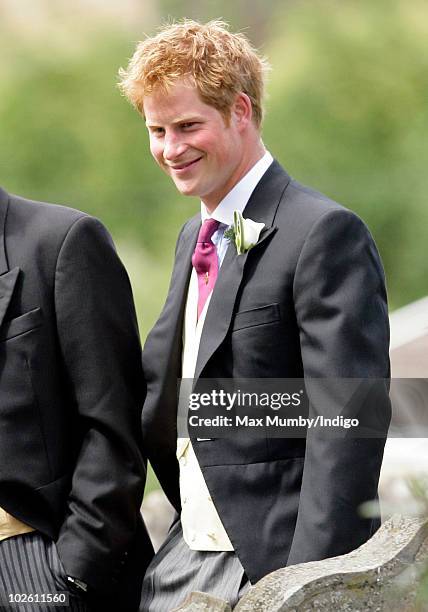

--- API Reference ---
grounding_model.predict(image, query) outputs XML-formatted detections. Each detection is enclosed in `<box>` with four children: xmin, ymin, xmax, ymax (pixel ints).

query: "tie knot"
<box><xmin>197</xmin><ymin>219</ymin><xmax>220</xmax><ymax>244</ymax></box>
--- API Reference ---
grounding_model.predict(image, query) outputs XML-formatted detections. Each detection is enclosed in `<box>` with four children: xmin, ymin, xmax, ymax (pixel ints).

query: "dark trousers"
<box><xmin>0</xmin><ymin>532</ymin><xmax>88</xmax><ymax>612</ymax></box>
<box><xmin>140</xmin><ymin>519</ymin><xmax>250</xmax><ymax>611</ymax></box>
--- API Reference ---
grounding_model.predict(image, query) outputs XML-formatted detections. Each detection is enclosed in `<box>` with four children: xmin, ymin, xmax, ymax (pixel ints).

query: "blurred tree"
<box><xmin>0</xmin><ymin>0</ymin><xmax>426</xmax><ymax>335</ymax></box>
<box><xmin>0</xmin><ymin>24</ymin><xmax>195</xmax><ymax>336</ymax></box>
<box><xmin>156</xmin><ymin>0</ymin><xmax>282</xmax><ymax>45</ymax></box>
<box><xmin>264</xmin><ymin>0</ymin><xmax>428</xmax><ymax>309</ymax></box>
<box><xmin>0</xmin><ymin>29</ymin><xmax>194</xmax><ymax>254</ymax></box>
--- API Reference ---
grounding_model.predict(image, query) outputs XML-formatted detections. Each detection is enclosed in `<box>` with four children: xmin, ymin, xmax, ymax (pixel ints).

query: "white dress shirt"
<box><xmin>178</xmin><ymin>150</ymin><xmax>273</xmax><ymax>551</ymax></box>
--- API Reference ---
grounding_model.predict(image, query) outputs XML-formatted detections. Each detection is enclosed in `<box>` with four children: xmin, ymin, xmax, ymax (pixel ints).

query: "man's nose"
<box><xmin>163</xmin><ymin>133</ymin><xmax>186</xmax><ymax>161</ymax></box>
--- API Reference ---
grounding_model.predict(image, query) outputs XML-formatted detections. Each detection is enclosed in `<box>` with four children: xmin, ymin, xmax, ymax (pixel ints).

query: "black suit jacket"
<box><xmin>0</xmin><ymin>188</ymin><xmax>153</xmax><ymax>608</ymax></box>
<box><xmin>141</xmin><ymin>161</ymin><xmax>390</xmax><ymax>584</ymax></box>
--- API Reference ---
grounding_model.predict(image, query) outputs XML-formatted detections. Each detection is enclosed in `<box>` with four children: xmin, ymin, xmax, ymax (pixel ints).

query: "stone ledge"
<box><xmin>234</xmin><ymin>515</ymin><xmax>428</xmax><ymax>611</ymax></box>
<box><xmin>174</xmin><ymin>516</ymin><xmax>428</xmax><ymax>611</ymax></box>
<box><xmin>173</xmin><ymin>591</ymin><xmax>232</xmax><ymax>611</ymax></box>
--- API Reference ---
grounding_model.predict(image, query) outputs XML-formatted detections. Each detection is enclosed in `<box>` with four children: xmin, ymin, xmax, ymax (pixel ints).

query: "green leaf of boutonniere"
<box><xmin>227</xmin><ymin>211</ymin><xmax>265</xmax><ymax>255</ymax></box>
<box><xmin>224</xmin><ymin>227</ymin><xmax>235</xmax><ymax>241</ymax></box>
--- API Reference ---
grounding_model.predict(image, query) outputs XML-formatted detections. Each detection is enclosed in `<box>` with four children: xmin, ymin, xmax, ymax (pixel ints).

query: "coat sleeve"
<box><xmin>53</xmin><ymin>215</ymin><xmax>147</xmax><ymax>593</ymax></box>
<box><xmin>287</xmin><ymin>208</ymin><xmax>391</xmax><ymax>565</ymax></box>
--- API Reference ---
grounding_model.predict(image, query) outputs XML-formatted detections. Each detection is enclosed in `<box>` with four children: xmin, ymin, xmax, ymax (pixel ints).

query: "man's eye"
<box><xmin>181</xmin><ymin>122</ymin><xmax>197</xmax><ymax>129</ymax></box>
<box><xmin>151</xmin><ymin>128</ymin><xmax>165</xmax><ymax>136</ymax></box>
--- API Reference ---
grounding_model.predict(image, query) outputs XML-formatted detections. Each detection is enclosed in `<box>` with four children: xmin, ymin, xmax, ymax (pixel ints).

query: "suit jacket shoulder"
<box><xmin>6</xmin><ymin>189</ymin><xmax>90</xmax><ymax>243</ymax></box>
<box><xmin>281</xmin><ymin>172</ymin><xmax>363</xmax><ymax>231</ymax></box>
<box><xmin>2</xmin><ymin>189</ymin><xmax>118</xmax><ymax>278</ymax></box>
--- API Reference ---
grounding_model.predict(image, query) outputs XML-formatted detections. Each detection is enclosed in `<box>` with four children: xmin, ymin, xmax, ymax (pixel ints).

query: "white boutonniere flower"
<box><xmin>224</xmin><ymin>210</ymin><xmax>265</xmax><ymax>255</ymax></box>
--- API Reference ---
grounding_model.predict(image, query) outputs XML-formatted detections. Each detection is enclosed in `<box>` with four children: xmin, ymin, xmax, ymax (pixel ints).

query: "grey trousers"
<box><xmin>0</xmin><ymin>532</ymin><xmax>89</xmax><ymax>612</ymax></box>
<box><xmin>140</xmin><ymin>520</ymin><xmax>250</xmax><ymax>612</ymax></box>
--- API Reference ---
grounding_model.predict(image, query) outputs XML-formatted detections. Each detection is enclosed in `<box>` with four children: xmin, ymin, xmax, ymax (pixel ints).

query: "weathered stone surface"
<box><xmin>234</xmin><ymin>515</ymin><xmax>428</xmax><ymax>611</ymax></box>
<box><xmin>172</xmin><ymin>591</ymin><xmax>232</xmax><ymax>611</ymax></box>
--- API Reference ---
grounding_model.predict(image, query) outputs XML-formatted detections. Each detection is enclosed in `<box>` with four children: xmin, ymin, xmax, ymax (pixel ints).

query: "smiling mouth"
<box><xmin>169</xmin><ymin>157</ymin><xmax>203</xmax><ymax>171</ymax></box>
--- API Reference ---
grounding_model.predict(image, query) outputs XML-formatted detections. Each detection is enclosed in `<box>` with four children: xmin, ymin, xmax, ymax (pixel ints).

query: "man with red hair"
<box><xmin>120</xmin><ymin>19</ymin><xmax>390</xmax><ymax>611</ymax></box>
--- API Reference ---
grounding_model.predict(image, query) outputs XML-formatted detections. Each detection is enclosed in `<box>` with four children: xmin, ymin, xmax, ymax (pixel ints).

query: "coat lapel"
<box><xmin>194</xmin><ymin>161</ymin><xmax>290</xmax><ymax>382</ymax></box>
<box><xmin>143</xmin><ymin>214</ymin><xmax>199</xmax><ymax>419</ymax></box>
<box><xmin>0</xmin><ymin>188</ymin><xmax>20</xmax><ymax>331</ymax></box>
<box><xmin>167</xmin><ymin>215</ymin><xmax>200</xmax><ymax>352</ymax></box>
<box><xmin>141</xmin><ymin>214</ymin><xmax>199</xmax><ymax>507</ymax></box>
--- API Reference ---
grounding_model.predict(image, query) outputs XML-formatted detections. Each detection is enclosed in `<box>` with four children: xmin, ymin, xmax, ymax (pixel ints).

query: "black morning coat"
<box><xmin>141</xmin><ymin>160</ymin><xmax>391</xmax><ymax>585</ymax></box>
<box><xmin>0</xmin><ymin>187</ymin><xmax>153</xmax><ymax>610</ymax></box>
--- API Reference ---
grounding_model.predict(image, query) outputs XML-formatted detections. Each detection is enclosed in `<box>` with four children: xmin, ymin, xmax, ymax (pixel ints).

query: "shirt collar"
<box><xmin>200</xmin><ymin>150</ymin><xmax>274</xmax><ymax>225</ymax></box>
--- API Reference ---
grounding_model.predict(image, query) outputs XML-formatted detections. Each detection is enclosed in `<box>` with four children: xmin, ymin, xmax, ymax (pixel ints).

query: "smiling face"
<box><xmin>143</xmin><ymin>79</ymin><xmax>260</xmax><ymax>212</ymax></box>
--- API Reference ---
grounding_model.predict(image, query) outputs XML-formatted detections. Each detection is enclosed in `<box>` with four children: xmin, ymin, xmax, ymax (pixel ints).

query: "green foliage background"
<box><xmin>1</xmin><ymin>0</ymin><xmax>427</xmax><ymax>340</ymax></box>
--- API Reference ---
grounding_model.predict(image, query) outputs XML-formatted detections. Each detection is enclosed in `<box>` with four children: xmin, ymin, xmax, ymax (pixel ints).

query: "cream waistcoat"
<box><xmin>177</xmin><ymin>268</ymin><xmax>233</xmax><ymax>551</ymax></box>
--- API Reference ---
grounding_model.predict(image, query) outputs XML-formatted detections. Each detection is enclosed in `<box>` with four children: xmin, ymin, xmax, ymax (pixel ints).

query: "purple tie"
<box><xmin>192</xmin><ymin>219</ymin><xmax>220</xmax><ymax>319</ymax></box>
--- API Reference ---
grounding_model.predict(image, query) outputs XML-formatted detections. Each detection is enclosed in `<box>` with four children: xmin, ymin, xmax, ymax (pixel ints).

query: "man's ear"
<box><xmin>231</xmin><ymin>92</ymin><xmax>253</xmax><ymax>130</ymax></box>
